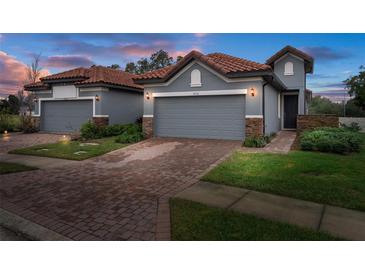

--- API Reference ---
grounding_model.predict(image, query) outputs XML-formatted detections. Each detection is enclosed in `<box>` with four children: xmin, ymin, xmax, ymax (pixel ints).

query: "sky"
<box><xmin>1</xmin><ymin>33</ymin><xmax>364</xmax><ymax>100</ymax></box>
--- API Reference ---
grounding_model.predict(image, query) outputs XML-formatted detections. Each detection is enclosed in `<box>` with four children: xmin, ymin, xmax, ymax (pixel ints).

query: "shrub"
<box><xmin>341</xmin><ymin>122</ymin><xmax>361</xmax><ymax>132</ymax></box>
<box><xmin>300</xmin><ymin>127</ymin><xmax>363</xmax><ymax>154</ymax></box>
<box><xmin>80</xmin><ymin>121</ymin><xmax>143</xmax><ymax>140</ymax></box>
<box><xmin>20</xmin><ymin>116</ymin><xmax>39</xmax><ymax>133</ymax></box>
<box><xmin>80</xmin><ymin>121</ymin><xmax>106</xmax><ymax>139</ymax></box>
<box><xmin>115</xmin><ymin>131</ymin><xmax>144</xmax><ymax>144</ymax></box>
<box><xmin>243</xmin><ymin>136</ymin><xmax>267</xmax><ymax>148</ymax></box>
<box><xmin>0</xmin><ymin>114</ymin><xmax>22</xmax><ymax>132</ymax></box>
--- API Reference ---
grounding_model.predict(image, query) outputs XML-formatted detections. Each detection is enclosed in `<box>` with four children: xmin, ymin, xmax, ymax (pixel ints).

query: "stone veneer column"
<box><xmin>245</xmin><ymin>117</ymin><xmax>264</xmax><ymax>137</ymax></box>
<box><xmin>92</xmin><ymin>117</ymin><xmax>109</xmax><ymax>127</ymax></box>
<box><xmin>143</xmin><ymin>117</ymin><xmax>153</xmax><ymax>138</ymax></box>
<box><xmin>297</xmin><ymin>115</ymin><xmax>339</xmax><ymax>134</ymax></box>
<box><xmin>31</xmin><ymin>117</ymin><xmax>41</xmax><ymax>131</ymax></box>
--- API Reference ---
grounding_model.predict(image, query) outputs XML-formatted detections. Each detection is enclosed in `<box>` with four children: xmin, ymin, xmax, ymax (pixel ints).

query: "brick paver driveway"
<box><xmin>0</xmin><ymin>132</ymin><xmax>63</xmax><ymax>153</ymax></box>
<box><xmin>0</xmin><ymin>138</ymin><xmax>240</xmax><ymax>240</ymax></box>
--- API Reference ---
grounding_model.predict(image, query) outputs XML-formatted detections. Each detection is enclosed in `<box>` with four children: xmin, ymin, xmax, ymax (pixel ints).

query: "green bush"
<box><xmin>0</xmin><ymin>114</ymin><xmax>22</xmax><ymax>132</ymax></box>
<box><xmin>300</xmin><ymin>127</ymin><xmax>363</xmax><ymax>154</ymax></box>
<box><xmin>80</xmin><ymin>121</ymin><xmax>106</xmax><ymax>139</ymax></box>
<box><xmin>243</xmin><ymin>136</ymin><xmax>267</xmax><ymax>148</ymax></box>
<box><xmin>341</xmin><ymin>122</ymin><xmax>361</xmax><ymax>132</ymax></box>
<box><xmin>80</xmin><ymin>121</ymin><xmax>143</xmax><ymax>140</ymax></box>
<box><xmin>115</xmin><ymin>131</ymin><xmax>144</xmax><ymax>144</ymax></box>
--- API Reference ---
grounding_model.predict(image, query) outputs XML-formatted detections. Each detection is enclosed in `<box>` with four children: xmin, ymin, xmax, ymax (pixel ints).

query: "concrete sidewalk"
<box><xmin>0</xmin><ymin>153</ymin><xmax>77</xmax><ymax>169</ymax></box>
<box><xmin>176</xmin><ymin>181</ymin><xmax>365</xmax><ymax>240</ymax></box>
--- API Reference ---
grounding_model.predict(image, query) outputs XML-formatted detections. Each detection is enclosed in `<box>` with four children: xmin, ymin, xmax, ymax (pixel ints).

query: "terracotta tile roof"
<box><xmin>133</xmin><ymin>50</ymin><xmax>272</xmax><ymax>82</ymax></box>
<box><xmin>25</xmin><ymin>66</ymin><xmax>143</xmax><ymax>91</ymax></box>
<box><xmin>266</xmin><ymin>45</ymin><xmax>314</xmax><ymax>73</ymax></box>
<box><xmin>24</xmin><ymin>81</ymin><xmax>50</xmax><ymax>90</ymax></box>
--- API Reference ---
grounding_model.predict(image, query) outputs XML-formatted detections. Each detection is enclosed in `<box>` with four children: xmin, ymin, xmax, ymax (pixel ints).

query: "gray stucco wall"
<box><xmin>264</xmin><ymin>84</ymin><xmax>281</xmax><ymax>135</ymax></box>
<box><xmin>143</xmin><ymin>62</ymin><xmax>263</xmax><ymax>116</ymax></box>
<box><xmin>101</xmin><ymin>89</ymin><xmax>143</xmax><ymax>124</ymax></box>
<box><xmin>32</xmin><ymin>91</ymin><xmax>53</xmax><ymax>115</ymax></box>
<box><xmin>273</xmin><ymin>54</ymin><xmax>305</xmax><ymax>114</ymax></box>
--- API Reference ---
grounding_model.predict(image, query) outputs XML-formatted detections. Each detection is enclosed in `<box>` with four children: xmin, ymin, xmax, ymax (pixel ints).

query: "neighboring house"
<box><xmin>24</xmin><ymin>66</ymin><xmax>143</xmax><ymax>132</ymax></box>
<box><xmin>134</xmin><ymin>46</ymin><xmax>313</xmax><ymax>140</ymax></box>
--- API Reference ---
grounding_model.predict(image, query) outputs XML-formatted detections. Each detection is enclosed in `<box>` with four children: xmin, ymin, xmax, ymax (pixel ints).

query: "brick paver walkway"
<box><xmin>0</xmin><ymin>132</ymin><xmax>63</xmax><ymax>153</ymax></box>
<box><xmin>0</xmin><ymin>138</ymin><xmax>239</xmax><ymax>240</ymax></box>
<box><xmin>240</xmin><ymin>130</ymin><xmax>296</xmax><ymax>154</ymax></box>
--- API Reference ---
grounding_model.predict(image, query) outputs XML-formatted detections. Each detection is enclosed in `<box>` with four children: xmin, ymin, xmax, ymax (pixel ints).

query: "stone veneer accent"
<box><xmin>297</xmin><ymin>115</ymin><xmax>339</xmax><ymax>134</ymax></box>
<box><xmin>143</xmin><ymin>117</ymin><xmax>153</xmax><ymax>138</ymax></box>
<box><xmin>245</xmin><ymin>117</ymin><xmax>264</xmax><ymax>137</ymax></box>
<box><xmin>31</xmin><ymin>117</ymin><xmax>40</xmax><ymax>131</ymax></box>
<box><xmin>92</xmin><ymin>117</ymin><xmax>109</xmax><ymax>127</ymax></box>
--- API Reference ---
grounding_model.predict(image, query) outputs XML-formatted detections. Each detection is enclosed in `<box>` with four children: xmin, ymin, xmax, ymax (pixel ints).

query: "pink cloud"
<box><xmin>118</xmin><ymin>44</ymin><xmax>161</xmax><ymax>57</ymax></box>
<box><xmin>0</xmin><ymin>51</ymin><xmax>49</xmax><ymax>95</ymax></box>
<box><xmin>194</xmin><ymin>33</ymin><xmax>208</xmax><ymax>38</ymax></box>
<box><xmin>42</xmin><ymin>55</ymin><xmax>94</xmax><ymax>68</ymax></box>
<box><xmin>169</xmin><ymin>47</ymin><xmax>201</xmax><ymax>58</ymax></box>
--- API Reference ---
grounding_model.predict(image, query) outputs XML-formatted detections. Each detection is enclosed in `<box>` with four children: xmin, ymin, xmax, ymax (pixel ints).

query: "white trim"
<box><xmin>245</xmin><ymin>115</ymin><xmax>263</xmax><ymax>118</ymax></box>
<box><xmin>153</xmin><ymin>89</ymin><xmax>247</xmax><ymax>98</ymax></box>
<box><xmin>284</xmin><ymin>62</ymin><xmax>294</xmax><ymax>76</ymax></box>
<box><xmin>143</xmin><ymin>60</ymin><xmax>264</xmax><ymax>87</ymax></box>
<box><xmin>32</xmin><ymin>90</ymin><xmax>52</xmax><ymax>94</ymax></box>
<box><xmin>37</xmin><ymin>96</ymin><xmax>97</xmax><ymax>117</ymax></box>
<box><xmin>93</xmin><ymin>115</ymin><xmax>109</xmax><ymax>118</ymax></box>
<box><xmin>143</xmin><ymin>115</ymin><xmax>154</xmax><ymax>118</ymax></box>
<box><xmin>277</xmin><ymin>93</ymin><xmax>281</xmax><ymax>119</ymax></box>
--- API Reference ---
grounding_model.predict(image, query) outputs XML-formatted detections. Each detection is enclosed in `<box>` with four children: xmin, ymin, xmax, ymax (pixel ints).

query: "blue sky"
<box><xmin>1</xmin><ymin>33</ymin><xmax>364</xmax><ymax>99</ymax></box>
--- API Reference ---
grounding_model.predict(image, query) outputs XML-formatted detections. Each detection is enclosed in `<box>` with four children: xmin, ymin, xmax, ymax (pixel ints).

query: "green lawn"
<box><xmin>202</xmin><ymin>133</ymin><xmax>365</xmax><ymax>212</ymax></box>
<box><xmin>170</xmin><ymin>198</ymin><xmax>339</xmax><ymax>241</ymax></box>
<box><xmin>9</xmin><ymin>137</ymin><xmax>128</xmax><ymax>161</ymax></box>
<box><xmin>0</xmin><ymin>162</ymin><xmax>37</xmax><ymax>174</ymax></box>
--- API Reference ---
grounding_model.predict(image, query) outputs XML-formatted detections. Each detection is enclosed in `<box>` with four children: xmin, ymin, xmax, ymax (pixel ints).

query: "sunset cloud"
<box><xmin>0</xmin><ymin>51</ymin><xmax>49</xmax><ymax>95</ymax></box>
<box><xmin>0</xmin><ymin>51</ymin><xmax>28</xmax><ymax>94</ymax></box>
<box><xmin>42</xmin><ymin>55</ymin><xmax>94</xmax><ymax>68</ymax></box>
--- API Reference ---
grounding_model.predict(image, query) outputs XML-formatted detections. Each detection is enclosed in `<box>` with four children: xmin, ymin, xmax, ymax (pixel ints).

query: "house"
<box><xmin>134</xmin><ymin>46</ymin><xmax>313</xmax><ymax>140</ymax></box>
<box><xmin>24</xmin><ymin>66</ymin><xmax>143</xmax><ymax>132</ymax></box>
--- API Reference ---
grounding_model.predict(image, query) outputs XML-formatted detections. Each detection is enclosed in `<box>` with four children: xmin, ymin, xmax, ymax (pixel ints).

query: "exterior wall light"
<box><xmin>250</xmin><ymin>88</ymin><xmax>255</xmax><ymax>97</ymax></box>
<box><xmin>33</xmin><ymin>96</ymin><xmax>38</xmax><ymax>103</ymax></box>
<box><xmin>95</xmin><ymin>94</ymin><xmax>100</xmax><ymax>101</ymax></box>
<box><xmin>146</xmin><ymin>92</ymin><xmax>150</xmax><ymax>100</ymax></box>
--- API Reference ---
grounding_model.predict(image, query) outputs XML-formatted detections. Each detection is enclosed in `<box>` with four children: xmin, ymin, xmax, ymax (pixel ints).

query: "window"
<box><xmin>284</xmin><ymin>62</ymin><xmax>294</xmax><ymax>75</ymax></box>
<box><xmin>277</xmin><ymin>93</ymin><xmax>281</xmax><ymax>118</ymax></box>
<box><xmin>190</xmin><ymin>69</ymin><xmax>202</xmax><ymax>87</ymax></box>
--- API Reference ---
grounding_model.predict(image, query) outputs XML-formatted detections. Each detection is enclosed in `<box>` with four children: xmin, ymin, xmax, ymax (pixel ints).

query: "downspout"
<box><xmin>262</xmin><ymin>81</ymin><xmax>268</xmax><ymax>136</ymax></box>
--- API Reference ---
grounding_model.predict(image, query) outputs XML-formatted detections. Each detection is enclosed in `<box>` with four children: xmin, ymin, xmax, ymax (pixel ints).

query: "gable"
<box><xmin>273</xmin><ymin>54</ymin><xmax>305</xmax><ymax>88</ymax></box>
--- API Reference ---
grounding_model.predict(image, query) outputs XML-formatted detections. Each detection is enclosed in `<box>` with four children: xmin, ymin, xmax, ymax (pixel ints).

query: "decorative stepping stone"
<box><xmin>79</xmin><ymin>143</ymin><xmax>100</xmax><ymax>146</ymax></box>
<box><xmin>37</xmin><ymin>148</ymin><xmax>50</xmax><ymax>151</ymax></box>
<box><xmin>74</xmin><ymin>151</ymin><xmax>87</xmax><ymax>155</ymax></box>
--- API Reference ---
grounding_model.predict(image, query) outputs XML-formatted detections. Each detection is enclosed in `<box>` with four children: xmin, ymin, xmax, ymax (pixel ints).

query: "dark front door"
<box><xmin>284</xmin><ymin>94</ymin><xmax>298</xmax><ymax>129</ymax></box>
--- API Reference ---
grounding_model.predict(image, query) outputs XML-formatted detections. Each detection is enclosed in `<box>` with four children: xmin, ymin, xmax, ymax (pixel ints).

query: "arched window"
<box><xmin>284</xmin><ymin>62</ymin><xmax>294</xmax><ymax>75</ymax></box>
<box><xmin>190</xmin><ymin>69</ymin><xmax>202</xmax><ymax>87</ymax></box>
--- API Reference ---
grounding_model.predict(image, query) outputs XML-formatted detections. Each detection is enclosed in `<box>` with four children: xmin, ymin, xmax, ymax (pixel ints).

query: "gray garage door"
<box><xmin>41</xmin><ymin>100</ymin><xmax>93</xmax><ymax>132</ymax></box>
<box><xmin>154</xmin><ymin>95</ymin><xmax>245</xmax><ymax>140</ymax></box>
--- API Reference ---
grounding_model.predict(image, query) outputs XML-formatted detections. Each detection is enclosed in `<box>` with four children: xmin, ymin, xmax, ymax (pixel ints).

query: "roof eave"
<box><xmin>75</xmin><ymin>82</ymin><xmax>143</xmax><ymax>92</ymax></box>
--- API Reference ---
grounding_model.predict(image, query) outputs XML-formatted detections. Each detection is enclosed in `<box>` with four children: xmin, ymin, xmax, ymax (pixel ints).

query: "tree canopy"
<box><xmin>125</xmin><ymin>49</ymin><xmax>183</xmax><ymax>74</ymax></box>
<box><xmin>309</xmin><ymin>96</ymin><xmax>365</xmax><ymax>117</ymax></box>
<box><xmin>344</xmin><ymin>66</ymin><xmax>365</xmax><ymax>110</ymax></box>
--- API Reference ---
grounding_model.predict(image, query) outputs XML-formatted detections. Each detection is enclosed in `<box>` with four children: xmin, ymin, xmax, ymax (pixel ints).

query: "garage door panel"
<box><xmin>155</xmin><ymin>95</ymin><xmax>245</xmax><ymax>140</ymax></box>
<box><xmin>41</xmin><ymin>100</ymin><xmax>93</xmax><ymax>132</ymax></box>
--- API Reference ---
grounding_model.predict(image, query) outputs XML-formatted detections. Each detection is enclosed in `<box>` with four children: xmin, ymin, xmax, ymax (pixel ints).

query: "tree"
<box><xmin>107</xmin><ymin>64</ymin><xmax>121</xmax><ymax>69</ymax></box>
<box><xmin>308</xmin><ymin>96</ymin><xmax>342</xmax><ymax>116</ymax></box>
<box><xmin>27</xmin><ymin>53</ymin><xmax>42</xmax><ymax>84</ymax></box>
<box><xmin>345</xmin><ymin>99</ymin><xmax>365</xmax><ymax>117</ymax></box>
<box><xmin>8</xmin><ymin>95</ymin><xmax>20</xmax><ymax>114</ymax></box>
<box><xmin>149</xmin><ymin>50</ymin><xmax>173</xmax><ymax>70</ymax></box>
<box><xmin>344</xmin><ymin>66</ymin><xmax>365</xmax><ymax>111</ymax></box>
<box><xmin>124</xmin><ymin>50</ymin><xmax>182</xmax><ymax>74</ymax></box>
<box><xmin>125</xmin><ymin>62</ymin><xmax>137</xmax><ymax>74</ymax></box>
<box><xmin>176</xmin><ymin>56</ymin><xmax>184</xmax><ymax>62</ymax></box>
